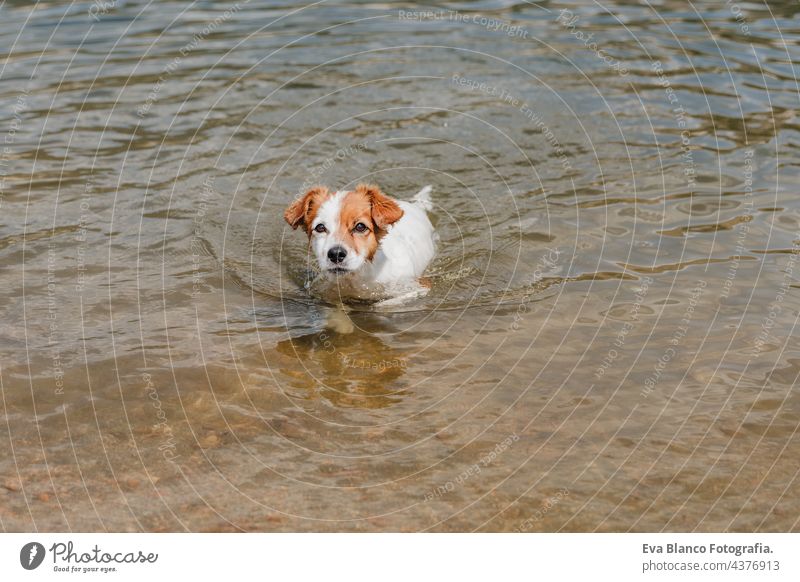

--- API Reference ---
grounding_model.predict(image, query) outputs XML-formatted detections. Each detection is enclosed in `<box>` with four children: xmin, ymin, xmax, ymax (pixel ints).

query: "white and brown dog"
<box><xmin>284</xmin><ymin>183</ymin><xmax>435</xmax><ymax>301</ymax></box>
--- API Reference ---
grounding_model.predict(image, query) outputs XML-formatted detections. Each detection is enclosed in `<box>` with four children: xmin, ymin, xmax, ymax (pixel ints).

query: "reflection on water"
<box><xmin>1</xmin><ymin>0</ymin><xmax>800</xmax><ymax>531</ymax></box>
<box><xmin>275</xmin><ymin>309</ymin><xmax>411</xmax><ymax>410</ymax></box>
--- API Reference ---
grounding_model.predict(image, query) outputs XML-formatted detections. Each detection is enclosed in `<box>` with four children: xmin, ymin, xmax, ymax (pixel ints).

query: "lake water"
<box><xmin>1</xmin><ymin>0</ymin><xmax>799</xmax><ymax>531</ymax></box>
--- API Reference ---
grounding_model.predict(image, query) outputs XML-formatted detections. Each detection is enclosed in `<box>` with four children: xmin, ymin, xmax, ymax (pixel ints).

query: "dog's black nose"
<box><xmin>327</xmin><ymin>246</ymin><xmax>347</xmax><ymax>264</ymax></box>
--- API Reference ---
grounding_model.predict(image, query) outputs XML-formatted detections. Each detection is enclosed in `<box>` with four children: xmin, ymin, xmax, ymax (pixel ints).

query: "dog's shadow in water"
<box><xmin>274</xmin><ymin>308</ymin><xmax>412</xmax><ymax>410</ymax></box>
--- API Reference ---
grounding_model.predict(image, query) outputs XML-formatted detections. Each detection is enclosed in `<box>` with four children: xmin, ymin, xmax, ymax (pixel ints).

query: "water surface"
<box><xmin>1</xmin><ymin>0</ymin><xmax>799</xmax><ymax>531</ymax></box>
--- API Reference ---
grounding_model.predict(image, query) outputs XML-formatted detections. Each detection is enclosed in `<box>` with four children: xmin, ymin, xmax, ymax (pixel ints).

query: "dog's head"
<box><xmin>284</xmin><ymin>184</ymin><xmax>404</xmax><ymax>275</ymax></box>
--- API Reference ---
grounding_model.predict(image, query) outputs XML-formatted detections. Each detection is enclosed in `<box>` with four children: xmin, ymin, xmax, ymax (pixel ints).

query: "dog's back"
<box><xmin>364</xmin><ymin>190</ymin><xmax>435</xmax><ymax>285</ymax></box>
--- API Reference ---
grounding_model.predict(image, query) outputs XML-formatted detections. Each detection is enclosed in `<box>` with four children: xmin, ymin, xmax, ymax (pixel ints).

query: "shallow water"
<box><xmin>1</xmin><ymin>0</ymin><xmax>799</xmax><ymax>531</ymax></box>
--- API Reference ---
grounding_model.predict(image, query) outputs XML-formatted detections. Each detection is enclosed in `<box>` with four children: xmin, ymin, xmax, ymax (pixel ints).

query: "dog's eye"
<box><xmin>314</xmin><ymin>224</ymin><xmax>327</xmax><ymax>233</ymax></box>
<box><xmin>354</xmin><ymin>222</ymin><xmax>369</xmax><ymax>233</ymax></box>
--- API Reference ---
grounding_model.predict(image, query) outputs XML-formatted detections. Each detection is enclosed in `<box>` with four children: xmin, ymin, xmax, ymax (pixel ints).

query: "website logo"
<box><xmin>20</xmin><ymin>542</ymin><xmax>46</xmax><ymax>570</ymax></box>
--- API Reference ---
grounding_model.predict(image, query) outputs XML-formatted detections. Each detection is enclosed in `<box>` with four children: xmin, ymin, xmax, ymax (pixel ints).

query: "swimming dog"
<box><xmin>284</xmin><ymin>183</ymin><xmax>435</xmax><ymax>301</ymax></box>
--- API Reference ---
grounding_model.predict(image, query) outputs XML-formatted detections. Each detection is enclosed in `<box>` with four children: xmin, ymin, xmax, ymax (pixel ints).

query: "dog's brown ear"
<box><xmin>284</xmin><ymin>186</ymin><xmax>328</xmax><ymax>230</ymax></box>
<box><xmin>357</xmin><ymin>183</ymin><xmax>403</xmax><ymax>230</ymax></box>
